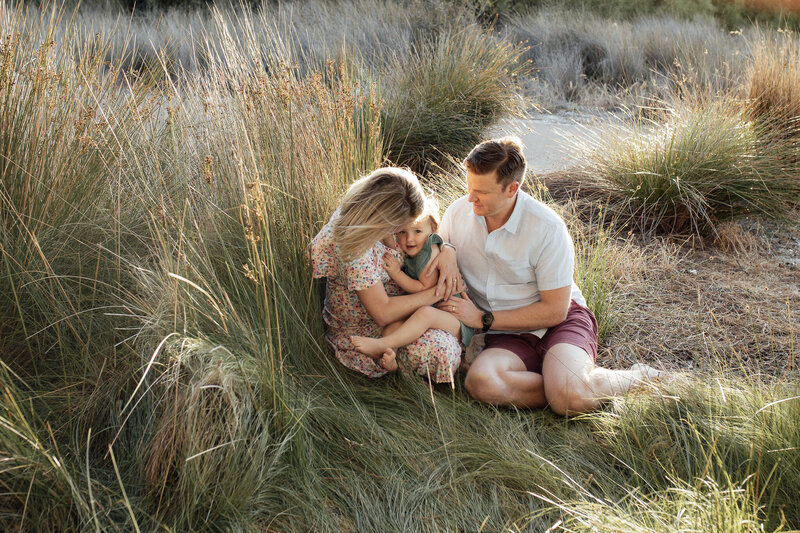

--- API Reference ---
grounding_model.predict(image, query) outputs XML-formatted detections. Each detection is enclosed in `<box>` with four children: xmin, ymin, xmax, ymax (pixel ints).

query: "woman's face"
<box><xmin>396</xmin><ymin>217</ymin><xmax>433</xmax><ymax>258</ymax></box>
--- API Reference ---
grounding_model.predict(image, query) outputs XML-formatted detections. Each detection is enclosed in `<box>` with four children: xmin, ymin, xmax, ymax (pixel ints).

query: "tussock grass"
<box><xmin>0</xmin><ymin>1</ymin><xmax>151</xmax><ymax>451</ymax></box>
<box><xmin>380</xmin><ymin>25</ymin><xmax>527</xmax><ymax>173</ymax></box>
<box><xmin>580</xmin><ymin>100</ymin><xmax>800</xmax><ymax>236</ymax></box>
<box><xmin>746</xmin><ymin>31</ymin><xmax>800</xmax><ymax>154</ymax></box>
<box><xmin>30</xmin><ymin>0</ymin><xmax>473</xmax><ymax>79</ymax></box>
<box><xmin>483</xmin><ymin>0</ymin><xmax>800</xmax><ymax>30</ymax></box>
<box><xmin>507</xmin><ymin>9</ymin><xmax>745</xmax><ymax>109</ymax></box>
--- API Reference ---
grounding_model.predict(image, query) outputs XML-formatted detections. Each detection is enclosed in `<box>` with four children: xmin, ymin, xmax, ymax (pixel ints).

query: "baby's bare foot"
<box><xmin>350</xmin><ymin>335</ymin><xmax>388</xmax><ymax>357</ymax></box>
<box><xmin>380</xmin><ymin>348</ymin><xmax>398</xmax><ymax>371</ymax></box>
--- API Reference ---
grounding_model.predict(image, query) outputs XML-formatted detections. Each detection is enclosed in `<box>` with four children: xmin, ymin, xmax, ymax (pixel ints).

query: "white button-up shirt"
<box><xmin>439</xmin><ymin>190</ymin><xmax>585</xmax><ymax>338</ymax></box>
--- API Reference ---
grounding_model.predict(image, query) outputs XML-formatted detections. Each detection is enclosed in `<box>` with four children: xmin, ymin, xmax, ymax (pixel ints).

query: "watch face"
<box><xmin>482</xmin><ymin>312</ymin><xmax>493</xmax><ymax>328</ymax></box>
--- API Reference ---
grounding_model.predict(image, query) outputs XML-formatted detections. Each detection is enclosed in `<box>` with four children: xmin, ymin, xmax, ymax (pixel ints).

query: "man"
<box><xmin>429</xmin><ymin>137</ymin><xmax>659</xmax><ymax>414</ymax></box>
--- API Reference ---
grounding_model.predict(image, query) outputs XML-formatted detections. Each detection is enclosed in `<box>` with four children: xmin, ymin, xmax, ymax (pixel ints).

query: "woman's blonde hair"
<box><xmin>333</xmin><ymin>168</ymin><xmax>425</xmax><ymax>261</ymax></box>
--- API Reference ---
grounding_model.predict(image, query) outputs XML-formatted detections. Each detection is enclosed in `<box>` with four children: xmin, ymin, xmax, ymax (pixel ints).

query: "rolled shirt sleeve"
<box><xmin>533</xmin><ymin>221</ymin><xmax>576</xmax><ymax>292</ymax></box>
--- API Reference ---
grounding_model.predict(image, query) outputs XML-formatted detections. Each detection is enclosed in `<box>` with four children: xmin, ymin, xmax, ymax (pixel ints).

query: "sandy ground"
<box><xmin>489</xmin><ymin>112</ymin><xmax>621</xmax><ymax>174</ymax></box>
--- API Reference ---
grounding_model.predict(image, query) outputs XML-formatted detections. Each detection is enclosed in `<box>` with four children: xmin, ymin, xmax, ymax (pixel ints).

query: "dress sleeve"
<box><xmin>310</xmin><ymin>222</ymin><xmax>335</xmax><ymax>279</ymax></box>
<box><xmin>345</xmin><ymin>244</ymin><xmax>385</xmax><ymax>291</ymax></box>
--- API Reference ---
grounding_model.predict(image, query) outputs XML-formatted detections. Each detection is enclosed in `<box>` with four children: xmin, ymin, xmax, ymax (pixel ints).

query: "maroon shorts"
<box><xmin>482</xmin><ymin>301</ymin><xmax>598</xmax><ymax>374</ymax></box>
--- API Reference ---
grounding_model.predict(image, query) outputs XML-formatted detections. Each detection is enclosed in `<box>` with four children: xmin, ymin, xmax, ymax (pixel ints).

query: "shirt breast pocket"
<box><xmin>495</xmin><ymin>259</ymin><xmax>533</xmax><ymax>285</ymax></box>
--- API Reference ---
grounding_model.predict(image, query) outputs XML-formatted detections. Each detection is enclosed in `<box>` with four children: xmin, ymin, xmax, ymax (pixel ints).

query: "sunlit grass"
<box><xmin>579</xmin><ymin>99</ymin><xmax>800</xmax><ymax>237</ymax></box>
<box><xmin>0</xmin><ymin>1</ymin><xmax>799</xmax><ymax>531</ymax></box>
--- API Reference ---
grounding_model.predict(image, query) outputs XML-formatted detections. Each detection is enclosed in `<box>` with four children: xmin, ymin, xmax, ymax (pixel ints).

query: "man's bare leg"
<box><xmin>464</xmin><ymin>348</ymin><xmax>547</xmax><ymax>408</ymax></box>
<box><xmin>351</xmin><ymin>306</ymin><xmax>462</xmax><ymax>357</ymax></box>
<box><xmin>542</xmin><ymin>343</ymin><xmax>661</xmax><ymax>415</ymax></box>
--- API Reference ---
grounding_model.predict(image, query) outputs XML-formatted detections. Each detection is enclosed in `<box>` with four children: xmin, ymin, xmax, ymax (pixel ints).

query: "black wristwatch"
<box><xmin>481</xmin><ymin>311</ymin><xmax>495</xmax><ymax>333</ymax></box>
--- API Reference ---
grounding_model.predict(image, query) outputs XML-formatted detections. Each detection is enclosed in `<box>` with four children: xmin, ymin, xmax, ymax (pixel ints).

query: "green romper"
<box><xmin>402</xmin><ymin>234</ymin><xmax>474</xmax><ymax>347</ymax></box>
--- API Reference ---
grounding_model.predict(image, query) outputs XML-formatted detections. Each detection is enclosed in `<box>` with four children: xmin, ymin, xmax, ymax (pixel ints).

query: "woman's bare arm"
<box><xmin>357</xmin><ymin>282</ymin><xmax>440</xmax><ymax>327</ymax></box>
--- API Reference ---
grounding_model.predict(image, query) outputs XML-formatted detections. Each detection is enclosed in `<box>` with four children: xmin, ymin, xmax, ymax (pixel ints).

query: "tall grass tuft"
<box><xmin>746</xmin><ymin>32</ymin><xmax>800</xmax><ymax>156</ymax></box>
<box><xmin>138</xmin><ymin>339</ymin><xmax>291</xmax><ymax>529</ymax></box>
<box><xmin>0</xmin><ymin>0</ymin><xmax>151</xmax><ymax>450</ymax></box>
<box><xmin>103</xmin><ymin>6</ymin><xmax>387</xmax><ymax>528</ymax></box>
<box><xmin>380</xmin><ymin>25</ymin><xmax>527</xmax><ymax>173</ymax></box>
<box><xmin>0</xmin><ymin>363</ymin><xmax>91</xmax><ymax>530</ymax></box>
<box><xmin>581</xmin><ymin>100</ymin><xmax>800</xmax><ymax>236</ymax></box>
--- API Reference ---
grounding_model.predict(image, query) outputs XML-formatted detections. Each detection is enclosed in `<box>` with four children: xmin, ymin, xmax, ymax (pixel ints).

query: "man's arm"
<box><xmin>489</xmin><ymin>286</ymin><xmax>571</xmax><ymax>331</ymax></box>
<box><xmin>426</xmin><ymin>201</ymin><xmax>463</xmax><ymax>300</ymax></box>
<box><xmin>437</xmin><ymin>285</ymin><xmax>571</xmax><ymax>331</ymax></box>
<box><xmin>425</xmin><ymin>245</ymin><xmax>464</xmax><ymax>300</ymax></box>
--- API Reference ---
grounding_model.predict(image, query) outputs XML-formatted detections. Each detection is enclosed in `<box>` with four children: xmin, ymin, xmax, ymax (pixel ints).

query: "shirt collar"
<box><xmin>466</xmin><ymin>190</ymin><xmax>527</xmax><ymax>234</ymax></box>
<box><xmin>501</xmin><ymin>191</ymin><xmax>525</xmax><ymax>235</ymax></box>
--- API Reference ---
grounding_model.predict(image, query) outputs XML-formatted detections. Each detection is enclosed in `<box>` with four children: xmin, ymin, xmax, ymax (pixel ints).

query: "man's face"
<box><xmin>466</xmin><ymin>169</ymin><xmax>518</xmax><ymax>219</ymax></box>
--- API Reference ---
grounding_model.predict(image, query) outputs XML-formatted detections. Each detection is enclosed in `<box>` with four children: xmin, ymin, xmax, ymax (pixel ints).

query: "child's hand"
<box><xmin>383</xmin><ymin>252</ymin><xmax>402</xmax><ymax>275</ymax></box>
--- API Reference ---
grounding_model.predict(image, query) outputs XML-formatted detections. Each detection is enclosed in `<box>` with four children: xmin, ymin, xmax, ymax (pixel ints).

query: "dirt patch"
<box><xmin>541</xmin><ymin>174</ymin><xmax>800</xmax><ymax>378</ymax></box>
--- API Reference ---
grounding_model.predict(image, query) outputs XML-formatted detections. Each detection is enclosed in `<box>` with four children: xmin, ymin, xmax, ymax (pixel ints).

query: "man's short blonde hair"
<box><xmin>464</xmin><ymin>136</ymin><xmax>527</xmax><ymax>187</ymax></box>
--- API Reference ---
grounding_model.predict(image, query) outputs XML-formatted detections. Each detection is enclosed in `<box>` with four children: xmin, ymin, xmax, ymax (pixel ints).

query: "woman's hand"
<box><xmin>425</xmin><ymin>246</ymin><xmax>464</xmax><ymax>301</ymax></box>
<box><xmin>436</xmin><ymin>291</ymin><xmax>482</xmax><ymax>329</ymax></box>
<box><xmin>382</xmin><ymin>252</ymin><xmax>402</xmax><ymax>276</ymax></box>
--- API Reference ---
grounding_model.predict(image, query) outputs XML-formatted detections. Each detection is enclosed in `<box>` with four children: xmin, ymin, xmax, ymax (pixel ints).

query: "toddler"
<box><xmin>351</xmin><ymin>200</ymin><xmax>472</xmax><ymax>370</ymax></box>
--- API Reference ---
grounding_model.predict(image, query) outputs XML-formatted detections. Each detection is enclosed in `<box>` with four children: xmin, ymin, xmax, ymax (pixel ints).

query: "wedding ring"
<box><xmin>450</xmin><ymin>306</ymin><xmax>455</xmax><ymax>312</ymax></box>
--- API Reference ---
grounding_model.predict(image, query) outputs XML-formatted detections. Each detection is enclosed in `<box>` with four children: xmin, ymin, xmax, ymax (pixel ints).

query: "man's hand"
<box><xmin>436</xmin><ymin>291</ymin><xmax>482</xmax><ymax>329</ymax></box>
<box><xmin>425</xmin><ymin>245</ymin><xmax>464</xmax><ymax>300</ymax></box>
<box><xmin>382</xmin><ymin>252</ymin><xmax>402</xmax><ymax>276</ymax></box>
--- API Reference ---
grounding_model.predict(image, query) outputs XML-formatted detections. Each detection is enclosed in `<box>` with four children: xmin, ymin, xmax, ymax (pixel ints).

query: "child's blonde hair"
<box><xmin>333</xmin><ymin>168</ymin><xmax>425</xmax><ymax>261</ymax></box>
<box><xmin>416</xmin><ymin>196</ymin><xmax>440</xmax><ymax>233</ymax></box>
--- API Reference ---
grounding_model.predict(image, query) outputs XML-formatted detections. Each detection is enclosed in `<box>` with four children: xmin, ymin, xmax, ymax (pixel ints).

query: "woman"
<box><xmin>310</xmin><ymin>168</ymin><xmax>461</xmax><ymax>382</ymax></box>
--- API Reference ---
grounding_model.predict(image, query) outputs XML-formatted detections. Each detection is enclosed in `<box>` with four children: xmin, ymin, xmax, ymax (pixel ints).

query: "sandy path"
<box><xmin>489</xmin><ymin>113</ymin><xmax>617</xmax><ymax>174</ymax></box>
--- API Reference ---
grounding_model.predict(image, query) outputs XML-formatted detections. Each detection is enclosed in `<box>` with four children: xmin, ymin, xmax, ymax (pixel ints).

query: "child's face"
<box><xmin>396</xmin><ymin>218</ymin><xmax>433</xmax><ymax>258</ymax></box>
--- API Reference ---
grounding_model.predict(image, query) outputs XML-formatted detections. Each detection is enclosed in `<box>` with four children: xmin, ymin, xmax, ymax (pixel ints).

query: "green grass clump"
<box><xmin>380</xmin><ymin>25</ymin><xmax>527</xmax><ymax>174</ymax></box>
<box><xmin>583</xmin><ymin>100</ymin><xmax>799</xmax><ymax>236</ymax></box>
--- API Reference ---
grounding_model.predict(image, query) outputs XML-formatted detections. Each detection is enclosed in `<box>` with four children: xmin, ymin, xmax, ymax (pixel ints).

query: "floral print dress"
<box><xmin>310</xmin><ymin>212</ymin><xmax>461</xmax><ymax>382</ymax></box>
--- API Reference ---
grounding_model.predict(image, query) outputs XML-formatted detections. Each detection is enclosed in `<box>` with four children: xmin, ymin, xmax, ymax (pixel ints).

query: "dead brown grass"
<box><xmin>747</xmin><ymin>33</ymin><xmax>800</xmax><ymax>152</ymax></box>
<box><xmin>712</xmin><ymin>220</ymin><xmax>760</xmax><ymax>256</ymax></box>
<box><xmin>544</xmin><ymin>175</ymin><xmax>800</xmax><ymax>377</ymax></box>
